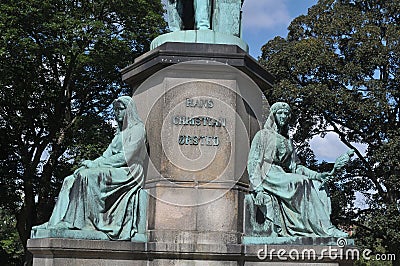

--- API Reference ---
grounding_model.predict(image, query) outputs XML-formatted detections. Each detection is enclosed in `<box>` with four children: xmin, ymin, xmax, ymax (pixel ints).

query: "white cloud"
<box><xmin>354</xmin><ymin>191</ymin><xmax>369</xmax><ymax>210</ymax></box>
<box><xmin>241</xmin><ymin>0</ymin><xmax>291</xmax><ymax>31</ymax></box>
<box><xmin>310</xmin><ymin>132</ymin><xmax>367</xmax><ymax>162</ymax></box>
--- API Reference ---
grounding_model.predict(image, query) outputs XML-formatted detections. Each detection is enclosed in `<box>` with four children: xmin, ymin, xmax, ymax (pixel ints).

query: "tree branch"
<box><xmin>325</xmin><ymin>116</ymin><xmax>389</xmax><ymax>202</ymax></box>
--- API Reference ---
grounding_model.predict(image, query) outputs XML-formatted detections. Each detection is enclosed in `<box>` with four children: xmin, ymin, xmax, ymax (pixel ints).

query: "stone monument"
<box><xmin>28</xmin><ymin>2</ymin><xmax>356</xmax><ymax>265</ymax></box>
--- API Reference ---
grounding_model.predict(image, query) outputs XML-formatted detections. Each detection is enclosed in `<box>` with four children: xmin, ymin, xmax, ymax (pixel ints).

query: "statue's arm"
<box><xmin>100</xmin><ymin>139</ymin><xmax>114</xmax><ymax>158</ymax></box>
<box><xmin>122</xmin><ymin>128</ymin><xmax>146</xmax><ymax>166</ymax></box>
<box><xmin>96</xmin><ymin>129</ymin><xmax>146</xmax><ymax>168</ymax></box>
<box><xmin>290</xmin><ymin>148</ymin><xmax>355</xmax><ymax>181</ymax></box>
<box><xmin>248</xmin><ymin>131</ymin><xmax>275</xmax><ymax>206</ymax></box>
<box><xmin>78</xmin><ymin>136</ymin><xmax>116</xmax><ymax>169</ymax></box>
<box><xmin>292</xmin><ymin>164</ymin><xmax>321</xmax><ymax>180</ymax></box>
<box><xmin>91</xmin><ymin>136</ymin><xmax>125</xmax><ymax>167</ymax></box>
<box><xmin>289</xmin><ymin>146</ymin><xmax>324</xmax><ymax>181</ymax></box>
<box><xmin>93</xmin><ymin>151</ymin><xmax>125</xmax><ymax>167</ymax></box>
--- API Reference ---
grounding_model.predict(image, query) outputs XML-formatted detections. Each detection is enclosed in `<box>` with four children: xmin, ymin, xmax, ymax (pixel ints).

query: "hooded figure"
<box><xmin>247</xmin><ymin>102</ymin><xmax>348</xmax><ymax>237</ymax></box>
<box><xmin>34</xmin><ymin>96</ymin><xmax>146</xmax><ymax>240</ymax></box>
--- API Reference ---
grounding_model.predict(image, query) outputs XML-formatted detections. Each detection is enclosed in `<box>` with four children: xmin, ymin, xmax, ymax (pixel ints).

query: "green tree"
<box><xmin>0</xmin><ymin>208</ymin><xmax>24</xmax><ymax>265</ymax></box>
<box><xmin>260</xmin><ymin>0</ymin><xmax>400</xmax><ymax>262</ymax></box>
<box><xmin>0</xmin><ymin>0</ymin><xmax>166</xmax><ymax>263</ymax></box>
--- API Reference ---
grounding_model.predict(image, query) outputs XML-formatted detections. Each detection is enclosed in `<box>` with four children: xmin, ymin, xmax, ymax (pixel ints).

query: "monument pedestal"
<box><xmin>129</xmin><ymin>43</ymin><xmax>266</xmax><ymax>258</ymax></box>
<box><xmin>28</xmin><ymin>43</ymin><xmax>355</xmax><ymax>266</ymax></box>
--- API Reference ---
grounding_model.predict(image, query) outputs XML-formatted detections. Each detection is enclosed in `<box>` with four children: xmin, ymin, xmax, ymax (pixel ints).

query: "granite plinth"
<box><xmin>129</xmin><ymin>61</ymin><xmax>267</xmax><ymax>250</ymax></box>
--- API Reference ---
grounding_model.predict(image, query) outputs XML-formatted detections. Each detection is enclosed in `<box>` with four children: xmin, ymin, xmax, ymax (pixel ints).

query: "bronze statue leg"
<box><xmin>193</xmin><ymin>0</ymin><xmax>211</xmax><ymax>30</ymax></box>
<box><xmin>166</xmin><ymin>0</ymin><xmax>185</xmax><ymax>31</ymax></box>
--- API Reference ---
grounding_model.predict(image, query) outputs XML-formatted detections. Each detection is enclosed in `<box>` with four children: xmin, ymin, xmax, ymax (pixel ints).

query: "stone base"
<box><xmin>27</xmin><ymin>238</ymin><xmax>356</xmax><ymax>266</ymax></box>
<box><xmin>150</xmin><ymin>30</ymin><xmax>249</xmax><ymax>52</ymax></box>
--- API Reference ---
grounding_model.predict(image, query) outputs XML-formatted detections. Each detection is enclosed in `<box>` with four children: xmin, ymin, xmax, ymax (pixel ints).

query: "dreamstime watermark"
<box><xmin>256</xmin><ymin>238</ymin><xmax>396</xmax><ymax>262</ymax></box>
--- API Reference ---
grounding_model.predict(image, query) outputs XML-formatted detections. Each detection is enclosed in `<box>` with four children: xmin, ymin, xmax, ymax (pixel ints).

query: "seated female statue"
<box><xmin>33</xmin><ymin>96</ymin><xmax>146</xmax><ymax>240</ymax></box>
<box><xmin>247</xmin><ymin>102</ymin><xmax>352</xmax><ymax>237</ymax></box>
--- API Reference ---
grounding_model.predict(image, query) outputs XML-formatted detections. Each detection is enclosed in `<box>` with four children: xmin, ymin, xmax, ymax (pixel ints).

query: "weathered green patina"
<box><xmin>31</xmin><ymin>96</ymin><xmax>147</xmax><ymax>241</ymax></box>
<box><xmin>246</xmin><ymin>102</ymin><xmax>353</xmax><ymax>238</ymax></box>
<box><xmin>152</xmin><ymin>0</ymin><xmax>247</xmax><ymax>50</ymax></box>
<box><xmin>166</xmin><ymin>0</ymin><xmax>212</xmax><ymax>31</ymax></box>
<box><xmin>166</xmin><ymin>0</ymin><xmax>243</xmax><ymax>36</ymax></box>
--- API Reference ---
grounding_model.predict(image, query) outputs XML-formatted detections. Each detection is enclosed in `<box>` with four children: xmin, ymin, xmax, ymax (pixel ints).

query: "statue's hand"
<box><xmin>329</xmin><ymin>149</ymin><xmax>355</xmax><ymax>175</ymax></box>
<box><xmin>316</xmin><ymin>172</ymin><xmax>331</xmax><ymax>182</ymax></box>
<box><xmin>254</xmin><ymin>192</ymin><xmax>270</xmax><ymax>206</ymax></box>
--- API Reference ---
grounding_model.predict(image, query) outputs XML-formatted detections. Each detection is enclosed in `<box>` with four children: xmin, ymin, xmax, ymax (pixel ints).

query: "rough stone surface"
<box><xmin>126</xmin><ymin>59</ymin><xmax>268</xmax><ymax>252</ymax></box>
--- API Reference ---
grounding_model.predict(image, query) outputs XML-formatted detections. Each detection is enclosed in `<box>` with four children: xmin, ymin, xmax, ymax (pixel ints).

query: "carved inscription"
<box><xmin>186</xmin><ymin>98</ymin><xmax>214</xmax><ymax>108</ymax></box>
<box><xmin>178</xmin><ymin>135</ymin><xmax>219</xmax><ymax>146</ymax></box>
<box><xmin>173</xmin><ymin>116</ymin><xmax>226</xmax><ymax>127</ymax></box>
<box><xmin>174</xmin><ymin>98</ymin><xmax>226</xmax><ymax>146</ymax></box>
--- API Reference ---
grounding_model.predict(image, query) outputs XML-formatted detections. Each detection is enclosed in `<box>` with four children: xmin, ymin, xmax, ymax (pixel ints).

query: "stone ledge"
<box><xmin>120</xmin><ymin>42</ymin><xmax>274</xmax><ymax>92</ymax></box>
<box><xmin>147</xmin><ymin>242</ymin><xmax>243</xmax><ymax>259</ymax></box>
<box><xmin>144</xmin><ymin>179</ymin><xmax>249</xmax><ymax>191</ymax></box>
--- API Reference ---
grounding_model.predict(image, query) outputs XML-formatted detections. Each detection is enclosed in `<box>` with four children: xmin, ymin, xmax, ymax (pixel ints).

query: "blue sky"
<box><xmin>242</xmin><ymin>0</ymin><xmax>318</xmax><ymax>57</ymax></box>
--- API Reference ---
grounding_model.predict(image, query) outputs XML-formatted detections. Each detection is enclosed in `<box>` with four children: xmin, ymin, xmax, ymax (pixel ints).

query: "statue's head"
<box><xmin>113</xmin><ymin>98</ymin><xmax>127</xmax><ymax>123</ymax></box>
<box><xmin>270</xmin><ymin>102</ymin><xmax>291</xmax><ymax>128</ymax></box>
<box><xmin>113</xmin><ymin>96</ymin><xmax>143</xmax><ymax>130</ymax></box>
<box><xmin>264</xmin><ymin>102</ymin><xmax>291</xmax><ymax>135</ymax></box>
<box><xmin>270</xmin><ymin>102</ymin><xmax>291</xmax><ymax>115</ymax></box>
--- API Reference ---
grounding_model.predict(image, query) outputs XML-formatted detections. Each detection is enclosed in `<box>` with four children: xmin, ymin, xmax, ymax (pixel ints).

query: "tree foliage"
<box><xmin>0</xmin><ymin>0</ymin><xmax>166</xmax><ymax>262</ymax></box>
<box><xmin>0</xmin><ymin>208</ymin><xmax>24</xmax><ymax>265</ymax></box>
<box><xmin>260</xmin><ymin>0</ymin><xmax>400</xmax><ymax>260</ymax></box>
